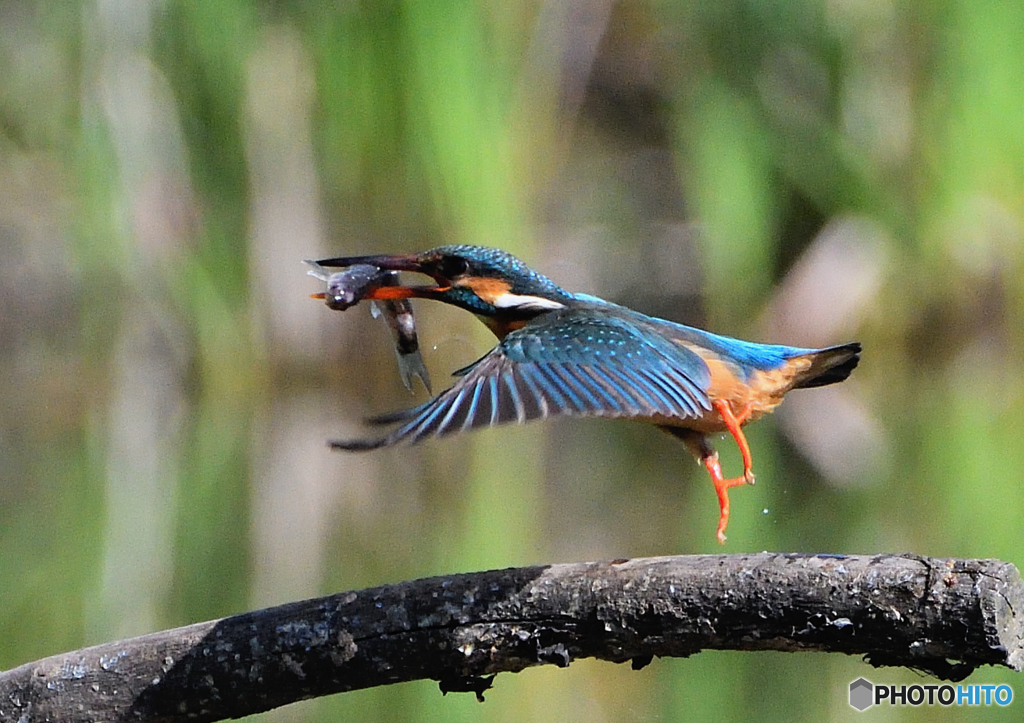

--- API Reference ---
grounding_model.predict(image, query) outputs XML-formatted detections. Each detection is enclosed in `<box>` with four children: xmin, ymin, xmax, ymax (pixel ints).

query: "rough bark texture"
<box><xmin>0</xmin><ymin>553</ymin><xmax>1021</xmax><ymax>722</ymax></box>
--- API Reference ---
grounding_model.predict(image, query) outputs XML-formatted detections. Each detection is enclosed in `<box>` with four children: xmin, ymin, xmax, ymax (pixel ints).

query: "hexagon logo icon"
<box><xmin>849</xmin><ymin>678</ymin><xmax>874</xmax><ymax>711</ymax></box>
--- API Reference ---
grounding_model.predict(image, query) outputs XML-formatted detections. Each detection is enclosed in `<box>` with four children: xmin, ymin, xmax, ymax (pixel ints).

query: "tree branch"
<box><xmin>1</xmin><ymin>553</ymin><xmax>1021</xmax><ymax>722</ymax></box>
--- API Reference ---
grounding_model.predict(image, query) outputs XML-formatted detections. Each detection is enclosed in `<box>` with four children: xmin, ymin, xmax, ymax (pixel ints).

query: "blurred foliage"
<box><xmin>1</xmin><ymin>0</ymin><xmax>1023</xmax><ymax>721</ymax></box>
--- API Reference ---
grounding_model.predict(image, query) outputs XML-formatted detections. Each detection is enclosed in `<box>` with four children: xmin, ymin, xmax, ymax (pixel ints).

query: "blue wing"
<box><xmin>331</xmin><ymin>309</ymin><xmax>712</xmax><ymax>450</ymax></box>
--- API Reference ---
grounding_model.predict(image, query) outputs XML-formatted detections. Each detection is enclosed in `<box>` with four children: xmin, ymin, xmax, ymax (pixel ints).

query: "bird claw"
<box><xmin>710</xmin><ymin>463</ymin><xmax>755</xmax><ymax>545</ymax></box>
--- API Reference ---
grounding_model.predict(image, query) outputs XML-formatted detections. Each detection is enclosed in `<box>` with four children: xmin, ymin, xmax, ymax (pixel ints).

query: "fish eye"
<box><xmin>438</xmin><ymin>255</ymin><xmax>470</xmax><ymax>278</ymax></box>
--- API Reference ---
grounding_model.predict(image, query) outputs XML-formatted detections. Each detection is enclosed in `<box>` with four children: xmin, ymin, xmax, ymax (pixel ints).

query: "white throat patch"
<box><xmin>491</xmin><ymin>292</ymin><xmax>566</xmax><ymax>311</ymax></box>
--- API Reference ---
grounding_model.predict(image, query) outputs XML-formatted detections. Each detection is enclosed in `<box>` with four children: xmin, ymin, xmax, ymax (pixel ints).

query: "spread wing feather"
<box><xmin>330</xmin><ymin>310</ymin><xmax>712</xmax><ymax>450</ymax></box>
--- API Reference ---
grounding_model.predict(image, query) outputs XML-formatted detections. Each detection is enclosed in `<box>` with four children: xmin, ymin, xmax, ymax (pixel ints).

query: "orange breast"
<box><xmin>481</xmin><ymin>315</ymin><xmax>528</xmax><ymax>339</ymax></box>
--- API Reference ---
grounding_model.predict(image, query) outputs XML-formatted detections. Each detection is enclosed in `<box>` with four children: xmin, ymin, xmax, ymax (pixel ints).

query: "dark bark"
<box><xmin>0</xmin><ymin>553</ymin><xmax>1020</xmax><ymax>722</ymax></box>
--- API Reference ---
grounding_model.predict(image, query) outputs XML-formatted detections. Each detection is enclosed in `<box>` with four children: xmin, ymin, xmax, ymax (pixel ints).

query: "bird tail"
<box><xmin>791</xmin><ymin>342</ymin><xmax>862</xmax><ymax>389</ymax></box>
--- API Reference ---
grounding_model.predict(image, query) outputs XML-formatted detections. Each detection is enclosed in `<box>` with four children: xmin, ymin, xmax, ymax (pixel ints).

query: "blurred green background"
<box><xmin>1</xmin><ymin>1</ymin><xmax>1022</xmax><ymax>720</ymax></box>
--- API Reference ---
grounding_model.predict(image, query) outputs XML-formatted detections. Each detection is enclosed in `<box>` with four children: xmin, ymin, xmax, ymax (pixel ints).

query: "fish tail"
<box><xmin>396</xmin><ymin>350</ymin><xmax>432</xmax><ymax>394</ymax></box>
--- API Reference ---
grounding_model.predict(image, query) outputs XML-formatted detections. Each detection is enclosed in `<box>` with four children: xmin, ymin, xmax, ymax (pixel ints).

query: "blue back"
<box><xmin>570</xmin><ymin>293</ymin><xmax>811</xmax><ymax>375</ymax></box>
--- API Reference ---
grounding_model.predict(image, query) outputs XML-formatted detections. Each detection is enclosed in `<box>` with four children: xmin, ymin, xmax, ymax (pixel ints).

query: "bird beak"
<box><xmin>315</xmin><ymin>253</ymin><xmax>422</xmax><ymax>272</ymax></box>
<box><xmin>312</xmin><ymin>253</ymin><xmax>449</xmax><ymax>300</ymax></box>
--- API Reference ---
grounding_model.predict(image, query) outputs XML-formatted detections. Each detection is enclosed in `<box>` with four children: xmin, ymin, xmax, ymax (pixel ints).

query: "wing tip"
<box><xmin>328</xmin><ymin>437</ymin><xmax>390</xmax><ymax>451</ymax></box>
<box><xmin>329</xmin><ymin>406</ymin><xmax>427</xmax><ymax>450</ymax></box>
<box><xmin>364</xmin><ymin>408</ymin><xmax>419</xmax><ymax>426</ymax></box>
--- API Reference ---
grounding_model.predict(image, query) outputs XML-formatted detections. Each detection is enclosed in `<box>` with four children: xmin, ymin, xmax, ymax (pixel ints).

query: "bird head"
<box><xmin>314</xmin><ymin>244</ymin><xmax>572</xmax><ymax>317</ymax></box>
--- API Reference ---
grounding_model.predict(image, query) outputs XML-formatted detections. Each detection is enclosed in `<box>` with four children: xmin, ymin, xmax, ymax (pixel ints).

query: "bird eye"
<box><xmin>438</xmin><ymin>256</ymin><xmax>470</xmax><ymax>278</ymax></box>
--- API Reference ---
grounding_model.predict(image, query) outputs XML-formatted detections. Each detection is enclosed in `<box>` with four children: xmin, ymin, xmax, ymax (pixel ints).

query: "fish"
<box><xmin>370</xmin><ymin>271</ymin><xmax>433</xmax><ymax>394</ymax></box>
<box><xmin>305</xmin><ymin>260</ymin><xmax>432</xmax><ymax>393</ymax></box>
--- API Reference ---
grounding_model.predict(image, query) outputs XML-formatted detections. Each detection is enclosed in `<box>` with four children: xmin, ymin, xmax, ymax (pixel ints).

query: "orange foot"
<box><xmin>702</xmin><ymin>452</ymin><xmax>755</xmax><ymax>544</ymax></box>
<box><xmin>706</xmin><ymin>400</ymin><xmax>756</xmax><ymax>543</ymax></box>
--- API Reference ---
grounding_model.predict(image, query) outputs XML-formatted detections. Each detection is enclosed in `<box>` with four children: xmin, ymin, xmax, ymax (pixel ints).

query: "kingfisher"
<box><xmin>314</xmin><ymin>244</ymin><xmax>860</xmax><ymax>543</ymax></box>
